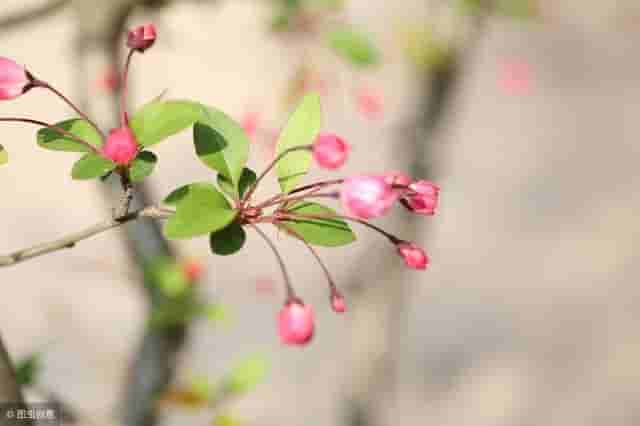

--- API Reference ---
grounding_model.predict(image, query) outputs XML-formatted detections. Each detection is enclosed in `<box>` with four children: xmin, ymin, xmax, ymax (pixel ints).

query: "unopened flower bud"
<box><xmin>312</xmin><ymin>133</ymin><xmax>350</xmax><ymax>169</ymax></box>
<box><xmin>330</xmin><ymin>290</ymin><xmax>346</xmax><ymax>313</ymax></box>
<box><xmin>127</xmin><ymin>23</ymin><xmax>157</xmax><ymax>52</ymax></box>
<box><xmin>407</xmin><ymin>180</ymin><xmax>440</xmax><ymax>215</ymax></box>
<box><xmin>277</xmin><ymin>300</ymin><xmax>314</xmax><ymax>346</ymax></box>
<box><xmin>396</xmin><ymin>242</ymin><xmax>429</xmax><ymax>270</ymax></box>
<box><xmin>340</xmin><ymin>175</ymin><xmax>398</xmax><ymax>219</ymax></box>
<box><xmin>102</xmin><ymin>127</ymin><xmax>139</xmax><ymax>165</ymax></box>
<box><xmin>0</xmin><ymin>57</ymin><xmax>31</xmax><ymax>100</ymax></box>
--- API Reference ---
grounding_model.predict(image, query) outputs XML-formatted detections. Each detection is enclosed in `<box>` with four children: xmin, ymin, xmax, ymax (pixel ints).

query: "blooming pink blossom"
<box><xmin>341</xmin><ymin>175</ymin><xmax>398</xmax><ymax>219</ymax></box>
<box><xmin>127</xmin><ymin>23</ymin><xmax>157</xmax><ymax>52</ymax></box>
<box><xmin>313</xmin><ymin>133</ymin><xmax>350</xmax><ymax>169</ymax></box>
<box><xmin>278</xmin><ymin>300</ymin><xmax>314</xmax><ymax>346</ymax></box>
<box><xmin>384</xmin><ymin>171</ymin><xmax>411</xmax><ymax>187</ymax></box>
<box><xmin>396</xmin><ymin>242</ymin><xmax>428</xmax><ymax>270</ymax></box>
<box><xmin>330</xmin><ymin>292</ymin><xmax>346</xmax><ymax>313</ymax></box>
<box><xmin>241</xmin><ymin>111</ymin><xmax>260</xmax><ymax>142</ymax></box>
<box><xmin>95</xmin><ymin>67</ymin><xmax>121</xmax><ymax>93</ymax></box>
<box><xmin>0</xmin><ymin>57</ymin><xmax>30</xmax><ymax>100</ymax></box>
<box><xmin>102</xmin><ymin>127</ymin><xmax>139</xmax><ymax>165</ymax></box>
<box><xmin>406</xmin><ymin>180</ymin><xmax>439</xmax><ymax>215</ymax></box>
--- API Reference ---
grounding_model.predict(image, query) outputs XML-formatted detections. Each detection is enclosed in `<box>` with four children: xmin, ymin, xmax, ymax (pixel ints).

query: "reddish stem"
<box><xmin>120</xmin><ymin>49</ymin><xmax>135</xmax><ymax>126</ymax></box>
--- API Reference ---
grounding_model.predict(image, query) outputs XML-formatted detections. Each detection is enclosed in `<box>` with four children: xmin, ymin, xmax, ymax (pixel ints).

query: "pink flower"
<box><xmin>182</xmin><ymin>259</ymin><xmax>204</xmax><ymax>282</ymax></box>
<box><xmin>278</xmin><ymin>300</ymin><xmax>314</xmax><ymax>346</ymax></box>
<box><xmin>406</xmin><ymin>180</ymin><xmax>439</xmax><ymax>215</ymax></box>
<box><xmin>0</xmin><ymin>57</ymin><xmax>30</xmax><ymax>100</ymax></box>
<box><xmin>341</xmin><ymin>175</ymin><xmax>398</xmax><ymax>219</ymax></box>
<box><xmin>396</xmin><ymin>242</ymin><xmax>428</xmax><ymax>270</ymax></box>
<box><xmin>102</xmin><ymin>127</ymin><xmax>139</xmax><ymax>165</ymax></box>
<box><xmin>127</xmin><ymin>23</ymin><xmax>157</xmax><ymax>52</ymax></box>
<box><xmin>498</xmin><ymin>59</ymin><xmax>532</xmax><ymax>96</ymax></box>
<box><xmin>355</xmin><ymin>86</ymin><xmax>384</xmax><ymax>120</ymax></box>
<box><xmin>313</xmin><ymin>133</ymin><xmax>350</xmax><ymax>169</ymax></box>
<box><xmin>241</xmin><ymin>111</ymin><xmax>260</xmax><ymax>142</ymax></box>
<box><xmin>330</xmin><ymin>291</ymin><xmax>346</xmax><ymax>313</ymax></box>
<box><xmin>384</xmin><ymin>171</ymin><xmax>411</xmax><ymax>188</ymax></box>
<box><xmin>95</xmin><ymin>67</ymin><xmax>121</xmax><ymax>93</ymax></box>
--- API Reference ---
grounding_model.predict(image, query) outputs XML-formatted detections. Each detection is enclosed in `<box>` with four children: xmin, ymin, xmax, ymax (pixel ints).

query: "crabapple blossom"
<box><xmin>406</xmin><ymin>180</ymin><xmax>439</xmax><ymax>215</ymax></box>
<box><xmin>312</xmin><ymin>133</ymin><xmax>350</xmax><ymax>169</ymax></box>
<box><xmin>340</xmin><ymin>175</ymin><xmax>398</xmax><ymax>219</ymax></box>
<box><xmin>102</xmin><ymin>127</ymin><xmax>139</xmax><ymax>165</ymax></box>
<box><xmin>0</xmin><ymin>57</ymin><xmax>30</xmax><ymax>100</ymax></box>
<box><xmin>396</xmin><ymin>242</ymin><xmax>428</xmax><ymax>270</ymax></box>
<box><xmin>278</xmin><ymin>300</ymin><xmax>315</xmax><ymax>346</ymax></box>
<box><xmin>127</xmin><ymin>23</ymin><xmax>157</xmax><ymax>52</ymax></box>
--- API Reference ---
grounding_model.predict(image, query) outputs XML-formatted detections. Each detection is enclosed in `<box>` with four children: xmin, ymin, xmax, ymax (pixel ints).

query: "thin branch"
<box><xmin>249</xmin><ymin>224</ymin><xmax>296</xmax><ymax>300</ymax></box>
<box><xmin>256</xmin><ymin>178</ymin><xmax>344</xmax><ymax>208</ymax></box>
<box><xmin>0</xmin><ymin>206</ymin><xmax>171</xmax><ymax>268</ymax></box>
<box><xmin>0</xmin><ymin>0</ymin><xmax>70</xmax><ymax>32</ymax></box>
<box><xmin>259</xmin><ymin>191</ymin><xmax>339</xmax><ymax>209</ymax></box>
<box><xmin>0</xmin><ymin>117</ymin><xmax>98</xmax><ymax>153</ymax></box>
<box><xmin>242</xmin><ymin>145</ymin><xmax>313</xmax><ymax>204</ymax></box>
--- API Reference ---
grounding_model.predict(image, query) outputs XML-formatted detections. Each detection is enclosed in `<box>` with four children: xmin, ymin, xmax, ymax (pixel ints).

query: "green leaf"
<box><xmin>15</xmin><ymin>354</ymin><xmax>41</xmax><ymax>387</ymax></box>
<box><xmin>37</xmin><ymin>119</ymin><xmax>103</xmax><ymax>152</ymax></box>
<box><xmin>163</xmin><ymin>185</ymin><xmax>189</xmax><ymax>206</ymax></box>
<box><xmin>0</xmin><ymin>144</ymin><xmax>7</xmax><ymax>166</ymax></box>
<box><xmin>224</xmin><ymin>355</ymin><xmax>269</xmax><ymax>395</ymax></box>
<box><xmin>283</xmin><ymin>202</ymin><xmax>356</xmax><ymax>246</ymax></box>
<box><xmin>217</xmin><ymin>168</ymin><xmax>257</xmax><ymax>200</ymax></box>
<box><xmin>210</xmin><ymin>223</ymin><xmax>246</xmax><ymax>256</ymax></box>
<box><xmin>194</xmin><ymin>106</ymin><xmax>250</xmax><ymax>185</ymax></box>
<box><xmin>130</xmin><ymin>100</ymin><xmax>203</xmax><ymax>147</ymax></box>
<box><xmin>71</xmin><ymin>153</ymin><xmax>116</xmax><ymax>180</ymax></box>
<box><xmin>327</xmin><ymin>26</ymin><xmax>380</xmax><ymax>67</ymax></box>
<box><xmin>129</xmin><ymin>151</ymin><xmax>158</xmax><ymax>182</ymax></box>
<box><xmin>275</xmin><ymin>93</ymin><xmax>321</xmax><ymax>193</ymax></box>
<box><xmin>164</xmin><ymin>182</ymin><xmax>237</xmax><ymax>239</ymax></box>
<box><xmin>151</xmin><ymin>258</ymin><xmax>190</xmax><ymax>297</ymax></box>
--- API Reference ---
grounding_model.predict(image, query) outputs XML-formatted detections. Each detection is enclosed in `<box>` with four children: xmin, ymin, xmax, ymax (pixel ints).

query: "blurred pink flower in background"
<box><xmin>355</xmin><ymin>86</ymin><xmax>384</xmax><ymax>120</ymax></box>
<box><xmin>95</xmin><ymin>67</ymin><xmax>121</xmax><ymax>93</ymax></box>
<box><xmin>498</xmin><ymin>59</ymin><xmax>532</xmax><ymax>96</ymax></box>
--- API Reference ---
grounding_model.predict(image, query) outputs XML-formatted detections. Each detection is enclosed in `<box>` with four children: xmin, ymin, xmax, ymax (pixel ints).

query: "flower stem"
<box><xmin>256</xmin><ymin>178</ymin><xmax>344</xmax><ymax>209</ymax></box>
<box><xmin>0</xmin><ymin>117</ymin><xmax>98</xmax><ymax>153</ymax></box>
<box><xmin>120</xmin><ymin>49</ymin><xmax>135</xmax><ymax>126</ymax></box>
<box><xmin>242</xmin><ymin>145</ymin><xmax>313</xmax><ymax>205</ymax></box>
<box><xmin>260</xmin><ymin>191</ymin><xmax>339</xmax><ymax>210</ymax></box>
<box><xmin>281</xmin><ymin>211</ymin><xmax>401</xmax><ymax>244</ymax></box>
<box><xmin>32</xmin><ymin>80</ymin><xmax>104</xmax><ymax>138</ymax></box>
<box><xmin>250</xmin><ymin>224</ymin><xmax>296</xmax><ymax>301</ymax></box>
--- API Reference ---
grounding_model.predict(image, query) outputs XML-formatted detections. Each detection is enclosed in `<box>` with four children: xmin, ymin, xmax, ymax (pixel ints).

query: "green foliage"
<box><xmin>164</xmin><ymin>183</ymin><xmax>237</xmax><ymax>239</ymax></box>
<box><xmin>217</xmin><ymin>168</ymin><xmax>257</xmax><ymax>200</ymax></box>
<box><xmin>223</xmin><ymin>354</ymin><xmax>269</xmax><ymax>395</ymax></box>
<box><xmin>0</xmin><ymin>144</ymin><xmax>7</xmax><ymax>166</ymax></box>
<box><xmin>130</xmin><ymin>100</ymin><xmax>203</xmax><ymax>147</ymax></box>
<box><xmin>214</xmin><ymin>415</ymin><xmax>243</xmax><ymax>426</ymax></box>
<box><xmin>457</xmin><ymin>0</ymin><xmax>537</xmax><ymax>19</ymax></box>
<box><xmin>71</xmin><ymin>153</ymin><xmax>116</xmax><ymax>180</ymax></box>
<box><xmin>283</xmin><ymin>202</ymin><xmax>355</xmax><ymax>246</ymax></box>
<box><xmin>129</xmin><ymin>151</ymin><xmax>157</xmax><ymax>182</ymax></box>
<box><xmin>194</xmin><ymin>106</ymin><xmax>250</xmax><ymax>186</ymax></box>
<box><xmin>275</xmin><ymin>92</ymin><xmax>321</xmax><ymax>193</ymax></box>
<box><xmin>327</xmin><ymin>26</ymin><xmax>380</xmax><ymax>67</ymax></box>
<box><xmin>147</xmin><ymin>256</ymin><xmax>190</xmax><ymax>297</ymax></box>
<box><xmin>37</xmin><ymin>119</ymin><xmax>103</xmax><ymax>152</ymax></box>
<box><xmin>210</xmin><ymin>223</ymin><xmax>246</xmax><ymax>256</ymax></box>
<box><xmin>14</xmin><ymin>354</ymin><xmax>41</xmax><ymax>387</ymax></box>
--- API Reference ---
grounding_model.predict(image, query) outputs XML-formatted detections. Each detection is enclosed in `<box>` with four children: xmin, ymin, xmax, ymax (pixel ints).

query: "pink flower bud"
<box><xmin>313</xmin><ymin>133</ymin><xmax>350</xmax><ymax>169</ymax></box>
<box><xmin>0</xmin><ymin>57</ymin><xmax>30</xmax><ymax>100</ymax></box>
<box><xmin>384</xmin><ymin>171</ymin><xmax>411</xmax><ymax>187</ymax></box>
<box><xmin>396</xmin><ymin>242</ymin><xmax>429</xmax><ymax>270</ymax></box>
<box><xmin>182</xmin><ymin>259</ymin><xmax>204</xmax><ymax>282</ymax></box>
<box><xmin>407</xmin><ymin>180</ymin><xmax>440</xmax><ymax>215</ymax></box>
<box><xmin>102</xmin><ymin>127</ymin><xmax>139</xmax><ymax>165</ymax></box>
<box><xmin>340</xmin><ymin>175</ymin><xmax>398</xmax><ymax>219</ymax></box>
<box><xmin>127</xmin><ymin>23</ymin><xmax>157</xmax><ymax>52</ymax></box>
<box><xmin>277</xmin><ymin>300</ymin><xmax>314</xmax><ymax>346</ymax></box>
<box><xmin>330</xmin><ymin>291</ymin><xmax>346</xmax><ymax>313</ymax></box>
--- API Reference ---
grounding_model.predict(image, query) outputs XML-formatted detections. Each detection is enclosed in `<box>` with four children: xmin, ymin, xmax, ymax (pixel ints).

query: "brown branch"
<box><xmin>0</xmin><ymin>206</ymin><xmax>171</xmax><ymax>268</ymax></box>
<box><xmin>0</xmin><ymin>0</ymin><xmax>70</xmax><ymax>32</ymax></box>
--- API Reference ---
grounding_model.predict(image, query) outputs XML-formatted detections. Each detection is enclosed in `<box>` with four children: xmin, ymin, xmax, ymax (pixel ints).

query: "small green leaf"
<box><xmin>327</xmin><ymin>26</ymin><xmax>380</xmax><ymax>67</ymax></box>
<box><xmin>71</xmin><ymin>153</ymin><xmax>116</xmax><ymax>180</ymax></box>
<box><xmin>224</xmin><ymin>355</ymin><xmax>269</xmax><ymax>395</ymax></box>
<box><xmin>129</xmin><ymin>151</ymin><xmax>158</xmax><ymax>182</ymax></box>
<box><xmin>283</xmin><ymin>202</ymin><xmax>356</xmax><ymax>246</ymax></box>
<box><xmin>194</xmin><ymin>106</ymin><xmax>250</xmax><ymax>185</ymax></box>
<box><xmin>210</xmin><ymin>223</ymin><xmax>246</xmax><ymax>256</ymax></box>
<box><xmin>37</xmin><ymin>119</ymin><xmax>103</xmax><ymax>152</ymax></box>
<box><xmin>163</xmin><ymin>185</ymin><xmax>190</xmax><ymax>206</ymax></box>
<box><xmin>130</xmin><ymin>100</ymin><xmax>203</xmax><ymax>147</ymax></box>
<box><xmin>0</xmin><ymin>144</ymin><xmax>7</xmax><ymax>165</ymax></box>
<box><xmin>217</xmin><ymin>168</ymin><xmax>257</xmax><ymax>200</ymax></box>
<box><xmin>275</xmin><ymin>93</ymin><xmax>321</xmax><ymax>193</ymax></box>
<box><xmin>164</xmin><ymin>182</ymin><xmax>237</xmax><ymax>239</ymax></box>
<box><xmin>15</xmin><ymin>354</ymin><xmax>41</xmax><ymax>387</ymax></box>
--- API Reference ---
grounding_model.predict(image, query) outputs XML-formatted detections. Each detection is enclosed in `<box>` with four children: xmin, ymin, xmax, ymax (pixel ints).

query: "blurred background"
<box><xmin>1</xmin><ymin>0</ymin><xmax>640</xmax><ymax>425</ymax></box>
